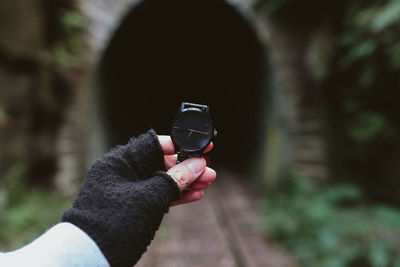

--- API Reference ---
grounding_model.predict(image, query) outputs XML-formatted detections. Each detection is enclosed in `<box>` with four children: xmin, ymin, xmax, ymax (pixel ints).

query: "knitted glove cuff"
<box><xmin>141</xmin><ymin>171</ymin><xmax>181</xmax><ymax>211</ymax></box>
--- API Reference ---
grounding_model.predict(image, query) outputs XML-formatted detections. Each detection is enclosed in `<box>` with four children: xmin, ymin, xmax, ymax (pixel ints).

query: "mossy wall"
<box><xmin>0</xmin><ymin>0</ymin><xmax>80</xmax><ymax>187</ymax></box>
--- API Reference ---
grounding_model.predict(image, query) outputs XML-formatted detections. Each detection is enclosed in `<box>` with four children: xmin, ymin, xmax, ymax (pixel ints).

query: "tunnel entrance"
<box><xmin>99</xmin><ymin>0</ymin><xmax>266</xmax><ymax>172</ymax></box>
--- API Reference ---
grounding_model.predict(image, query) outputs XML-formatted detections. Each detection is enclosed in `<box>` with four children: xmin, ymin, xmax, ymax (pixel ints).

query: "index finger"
<box><xmin>158</xmin><ymin>135</ymin><xmax>213</xmax><ymax>155</ymax></box>
<box><xmin>158</xmin><ymin>135</ymin><xmax>175</xmax><ymax>155</ymax></box>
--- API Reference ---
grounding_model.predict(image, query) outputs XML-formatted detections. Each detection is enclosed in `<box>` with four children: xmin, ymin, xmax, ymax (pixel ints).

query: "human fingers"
<box><xmin>164</xmin><ymin>155</ymin><xmax>214</xmax><ymax>171</ymax></box>
<box><xmin>158</xmin><ymin>135</ymin><xmax>175</xmax><ymax>155</ymax></box>
<box><xmin>195</xmin><ymin>167</ymin><xmax>216</xmax><ymax>183</ymax></box>
<box><xmin>171</xmin><ymin>190</ymin><xmax>204</xmax><ymax>206</ymax></box>
<box><xmin>186</xmin><ymin>181</ymin><xmax>211</xmax><ymax>190</ymax></box>
<box><xmin>164</xmin><ymin>156</ymin><xmax>216</xmax><ymax>184</ymax></box>
<box><xmin>167</xmin><ymin>157</ymin><xmax>206</xmax><ymax>191</ymax></box>
<box><xmin>164</xmin><ymin>154</ymin><xmax>178</xmax><ymax>170</ymax></box>
<box><xmin>203</xmin><ymin>142</ymin><xmax>213</xmax><ymax>154</ymax></box>
<box><xmin>158</xmin><ymin>135</ymin><xmax>213</xmax><ymax>156</ymax></box>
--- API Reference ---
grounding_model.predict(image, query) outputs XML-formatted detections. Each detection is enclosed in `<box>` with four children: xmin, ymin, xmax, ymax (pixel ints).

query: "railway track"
<box><xmin>137</xmin><ymin>171</ymin><xmax>296</xmax><ymax>267</ymax></box>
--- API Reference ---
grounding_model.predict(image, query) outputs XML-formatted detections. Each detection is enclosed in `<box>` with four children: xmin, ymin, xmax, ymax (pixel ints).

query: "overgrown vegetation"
<box><xmin>0</xmin><ymin>163</ymin><xmax>72</xmax><ymax>251</ymax></box>
<box><xmin>255</xmin><ymin>0</ymin><xmax>400</xmax><ymax>202</ymax></box>
<box><xmin>324</xmin><ymin>0</ymin><xmax>400</xmax><ymax>203</ymax></box>
<box><xmin>265</xmin><ymin>172</ymin><xmax>400</xmax><ymax>267</ymax></box>
<box><xmin>255</xmin><ymin>0</ymin><xmax>400</xmax><ymax>265</ymax></box>
<box><xmin>50</xmin><ymin>10</ymin><xmax>85</xmax><ymax>68</ymax></box>
<box><xmin>336</xmin><ymin>0</ymin><xmax>400</xmax><ymax>144</ymax></box>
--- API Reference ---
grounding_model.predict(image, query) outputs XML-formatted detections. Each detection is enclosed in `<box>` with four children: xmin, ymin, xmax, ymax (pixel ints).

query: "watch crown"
<box><xmin>213</xmin><ymin>129</ymin><xmax>218</xmax><ymax>137</ymax></box>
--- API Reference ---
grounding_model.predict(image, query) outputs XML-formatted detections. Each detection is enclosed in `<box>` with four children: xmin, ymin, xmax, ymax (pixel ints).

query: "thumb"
<box><xmin>167</xmin><ymin>157</ymin><xmax>207</xmax><ymax>191</ymax></box>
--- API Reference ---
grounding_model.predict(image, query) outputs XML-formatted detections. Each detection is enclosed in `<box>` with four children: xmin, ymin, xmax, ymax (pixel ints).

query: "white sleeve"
<box><xmin>0</xmin><ymin>222</ymin><xmax>110</xmax><ymax>267</ymax></box>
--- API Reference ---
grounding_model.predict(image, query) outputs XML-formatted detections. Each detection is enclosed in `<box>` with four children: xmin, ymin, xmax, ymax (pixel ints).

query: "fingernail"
<box><xmin>185</xmin><ymin>157</ymin><xmax>206</xmax><ymax>177</ymax></box>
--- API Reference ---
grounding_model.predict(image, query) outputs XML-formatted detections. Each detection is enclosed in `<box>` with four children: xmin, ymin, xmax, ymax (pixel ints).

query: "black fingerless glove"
<box><xmin>62</xmin><ymin>129</ymin><xmax>181</xmax><ymax>267</ymax></box>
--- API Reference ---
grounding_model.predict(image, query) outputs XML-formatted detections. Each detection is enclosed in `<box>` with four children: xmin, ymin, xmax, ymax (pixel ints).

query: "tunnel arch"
<box><xmin>98</xmin><ymin>0</ymin><xmax>267</xmax><ymax>172</ymax></box>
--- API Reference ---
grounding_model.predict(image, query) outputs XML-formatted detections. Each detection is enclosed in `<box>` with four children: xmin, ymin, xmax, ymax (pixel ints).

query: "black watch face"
<box><xmin>172</xmin><ymin>110</ymin><xmax>212</xmax><ymax>153</ymax></box>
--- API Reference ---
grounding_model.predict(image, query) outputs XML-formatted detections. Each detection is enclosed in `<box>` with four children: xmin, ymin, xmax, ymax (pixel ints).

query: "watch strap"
<box><xmin>177</xmin><ymin>151</ymin><xmax>203</xmax><ymax>164</ymax></box>
<box><xmin>181</xmin><ymin>102</ymin><xmax>210</xmax><ymax>114</ymax></box>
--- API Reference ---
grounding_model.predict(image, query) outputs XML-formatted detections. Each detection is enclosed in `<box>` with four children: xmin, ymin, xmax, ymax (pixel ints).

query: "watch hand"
<box><xmin>182</xmin><ymin>131</ymin><xmax>193</xmax><ymax>146</ymax></box>
<box><xmin>188</xmin><ymin>129</ymin><xmax>209</xmax><ymax>135</ymax></box>
<box><xmin>173</xmin><ymin>126</ymin><xmax>184</xmax><ymax>130</ymax></box>
<box><xmin>174</xmin><ymin>127</ymin><xmax>209</xmax><ymax>135</ymax></box>
<box><xmin>173</xmin><ymin>126</ymin><xmax>191</xmax><ymax>132</ymax></box>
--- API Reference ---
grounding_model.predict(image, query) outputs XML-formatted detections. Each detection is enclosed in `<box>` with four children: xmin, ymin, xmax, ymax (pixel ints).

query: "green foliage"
<box><xmin>0</xmin><ymin>162</ymin><xmax>72</xmax><ymax>251</ymax></box>
<box><xmin>340</xmin><ymin>0</ymin><xmax>400</xmax><ymax>73</ymax></box>
<box><xmin>61</xmin><ymin>11</ymin><xmax>85</xmax><ymax>33</ymax></box>
<box><xmin>333</xmin><ymin>1</ymin><xmax>400</xmax><ymax>182</ymax></box>
<box><xmin>264</xmin><ymin>172</ymin><xmax>400</xmax><ymax>267</ymax></box>
<box><xmin>348</xmin><ymin>111</ymin><xmax>387</xmax><ymax>143</ymax></box>
<box><xmin>51</xmin><ymin>10</ymin><xmax>85</xmax><ymax>69</ymax></box>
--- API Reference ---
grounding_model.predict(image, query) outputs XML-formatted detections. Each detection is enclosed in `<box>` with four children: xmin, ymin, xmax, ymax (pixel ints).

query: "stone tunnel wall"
<box><xmin>0</xmin><ymin>0</ymin><xmax>82</xmax><ymax>189</ymax></box>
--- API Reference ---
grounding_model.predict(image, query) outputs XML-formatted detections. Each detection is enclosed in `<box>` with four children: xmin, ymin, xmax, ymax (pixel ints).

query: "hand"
<box><xmin>158</xmin><ymin>135</ymin><xmax>216</xmax><ymax>205</ymax></box>
<box><xmin>62</xmin><ymin>130</ymin><xmax>183</xmax><ymax>267</ymax></box>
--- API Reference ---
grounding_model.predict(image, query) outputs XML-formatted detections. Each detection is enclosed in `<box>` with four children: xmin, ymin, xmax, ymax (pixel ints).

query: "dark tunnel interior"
<box><xmin>99</xmin><ymin>0</ymin><xmax>266</xmax><ymax>172</ymax></box>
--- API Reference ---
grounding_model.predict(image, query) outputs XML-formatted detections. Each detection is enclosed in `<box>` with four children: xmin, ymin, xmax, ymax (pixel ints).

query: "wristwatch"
<box><xmin>171</xmin><ymin>102</ymin><xmax>215</xmax><ymax>163</ymax></box>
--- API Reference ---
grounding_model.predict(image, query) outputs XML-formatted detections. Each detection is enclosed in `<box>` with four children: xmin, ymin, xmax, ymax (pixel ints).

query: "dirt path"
<box><xmin>137</xmin><ymin>171</ymin><xmax>296</xmax><ymax>267</ymax></box>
